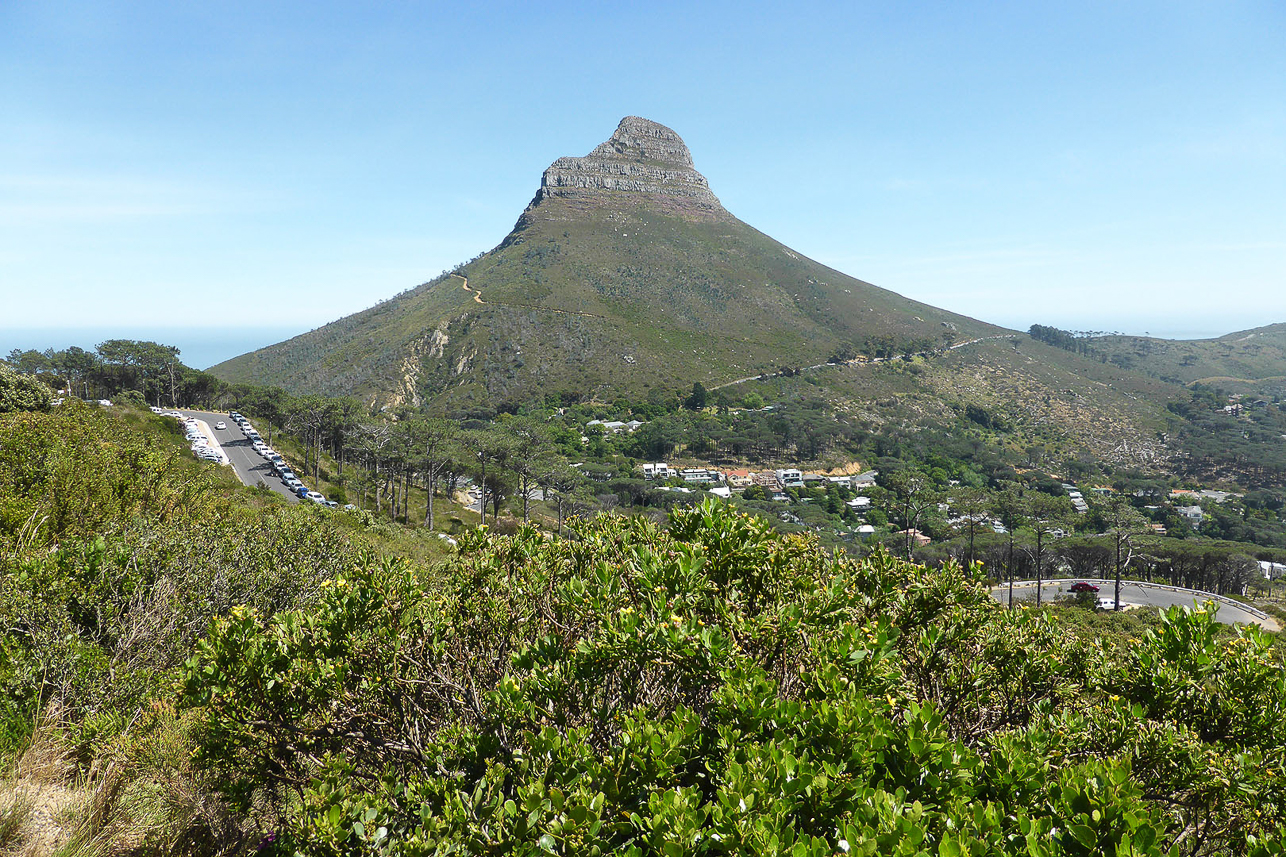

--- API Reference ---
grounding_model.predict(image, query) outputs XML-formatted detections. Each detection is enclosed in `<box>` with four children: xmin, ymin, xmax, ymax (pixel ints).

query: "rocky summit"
<box><xmin>529</xmin><ymin>116</ymin><xmax>727</xmax><ymax>220</ymax></box>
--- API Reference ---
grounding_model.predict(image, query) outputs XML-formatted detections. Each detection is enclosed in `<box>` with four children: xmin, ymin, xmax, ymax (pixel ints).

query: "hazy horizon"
<box><xmin>0</xmin><ymin>325</ymin><xmax>309</xmax><ymax>372</ymax></box>
<box><xmin>1</xmin><ymin>315</ymin><xmax>1263</xmax><ymax>376</ymax></box>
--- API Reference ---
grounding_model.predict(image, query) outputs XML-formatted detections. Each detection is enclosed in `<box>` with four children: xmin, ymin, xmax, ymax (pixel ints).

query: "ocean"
<box><xmin>0</xmin><ymin>326</ymin><xmax>311</xmax><ymax>371</ymax></box>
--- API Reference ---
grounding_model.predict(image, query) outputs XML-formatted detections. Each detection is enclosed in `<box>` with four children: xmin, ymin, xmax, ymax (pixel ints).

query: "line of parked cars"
<box><xmin>230</xmin><ymin>412</ymin><xmax>338</xmax><ymax>508</ymax></box>
<box><xmin>153</xmin><ymin>408</ymin><xmax>225</xmax><ymax>463</ymax></box>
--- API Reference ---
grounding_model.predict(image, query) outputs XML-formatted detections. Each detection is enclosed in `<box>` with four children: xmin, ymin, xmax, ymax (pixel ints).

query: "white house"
<box><xmin>642</xmin><ymin>462</ymin><xmax>671</xmax><ymax>480</ymax></box>
<box><xmin>1259</xmin><ymin>560</ymin><xmax>1286</xmax><ymax>579</ymax></box>
<box><xmin>776</xmin><ymin>469</ymin><xmax>804</xmax><ymax>488</ymax></box>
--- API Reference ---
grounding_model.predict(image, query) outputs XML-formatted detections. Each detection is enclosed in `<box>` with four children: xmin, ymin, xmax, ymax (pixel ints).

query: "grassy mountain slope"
<box><xmin>1089</xmin><ymin>323</ymin><xmax>1286</xmax><ymax>395</ymax></box>
<box><xmin>211</xmin><ymin>200</ymin><xmax>1003</xmax><ymax>409</ymax></box>
<box><xmin>210</xmin><ymin>118</ymin><xmax>1004</xmax><ymax>409</ymax></box>
<box><xmin>728</xmin><ymin>335</ymin><xmax>1188</xmax><ymax>470</ymax></box>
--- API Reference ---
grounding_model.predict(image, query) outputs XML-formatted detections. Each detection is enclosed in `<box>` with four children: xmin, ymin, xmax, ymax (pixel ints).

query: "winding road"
<box><xmin>989</xmin><ymin>578</ymin><xmax>1278</xmax><ymax>630</ymax></box>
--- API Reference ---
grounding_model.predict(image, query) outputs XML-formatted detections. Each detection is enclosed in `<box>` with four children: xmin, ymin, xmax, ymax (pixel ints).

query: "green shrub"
<box><xmin>0</xmin><ymin>363</ymin><xmax>52</xmax><ymax>413</ymax></box>
<box><xmin>179</xmin><ymin>501</ymin><xmax>1286</xmax><ymax>855</ymax></box>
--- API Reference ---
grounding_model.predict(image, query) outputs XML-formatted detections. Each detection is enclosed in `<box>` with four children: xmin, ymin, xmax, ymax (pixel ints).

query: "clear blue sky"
<box><xmin>3</xmin><ymin>1</ymin><xmax>1284</xmax><ymax>352</ymax></box>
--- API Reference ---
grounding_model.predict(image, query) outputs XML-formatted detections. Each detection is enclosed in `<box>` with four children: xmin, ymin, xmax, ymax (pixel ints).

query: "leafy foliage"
<box><xmin>181</xmin><ymin>501</ymin><xmax>1286</xmax><ymax>855</ymax></box>
<box><xmin>0</xmin><ymin>362</ymin><xmax>52</xmax><ymax>413</ymax></box>
<box><xmin>0</xmin><ymin>404</ymin><xmax>360</xmax><ymax>761</ymax></box>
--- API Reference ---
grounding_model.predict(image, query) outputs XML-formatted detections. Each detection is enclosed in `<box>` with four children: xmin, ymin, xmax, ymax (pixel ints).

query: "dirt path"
<box><xmin>710</xmin><ymin>333</ymin><xmax>1010</xmax><ymax>391</ymax></box>
<box><xmin>449</xmin><ymin>273</ymin><xmax>606</xmax><ymax>319</ymax></box>
<box><xmin>458</xmin><ymin>274</ymin><xmax>485</xmax><ymax>304</ymax></box>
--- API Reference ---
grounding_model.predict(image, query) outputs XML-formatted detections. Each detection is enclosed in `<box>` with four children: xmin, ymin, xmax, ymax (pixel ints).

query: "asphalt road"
<box><xmin>181</xmin><ymin>409</ymin><xmax>299</xmax><ymax>504</ymax></box>
<box><xmin>989</xmin><ymin>579</ymin><xmax>1274</xmax><ymax>628</ymax></box>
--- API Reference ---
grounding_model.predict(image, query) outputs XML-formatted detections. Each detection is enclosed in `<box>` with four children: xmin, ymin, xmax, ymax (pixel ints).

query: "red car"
<box><xmin>1069</xmin><ymin>582</ymin><xmax>1099</xmax><ymax>593</ymax></box>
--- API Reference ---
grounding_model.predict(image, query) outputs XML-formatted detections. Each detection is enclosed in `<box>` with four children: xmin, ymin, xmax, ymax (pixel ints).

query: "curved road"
<box><xmin>182</xmin><ymin>410</ymin><xmax>299</xmax><ymax>504</ymax></box>
<box><xmin>990</xmin><ymin>579</ymin><xmax>1277</xmax><ymax>629</ymax></box>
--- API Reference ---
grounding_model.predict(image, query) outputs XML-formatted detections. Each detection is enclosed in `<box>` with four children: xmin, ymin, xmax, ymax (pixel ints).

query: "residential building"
<box><xmin>680</xmin><ymin>468</ymin><xmax>720</xmax><ymax>485</ymax></box>
<box><xmin>641</xmin><ymin>462</ymin><xmax>670</xmax><ymax>480</ymax></box>
<box><xmin>775</xmin><ymin>468</ymin><xmax>804</xmax><ymax>488</ymax></box>
<box><xmin>851</xmin><ymin>470</ymin><xmax>879</xmax><ymax>488</ymax></box>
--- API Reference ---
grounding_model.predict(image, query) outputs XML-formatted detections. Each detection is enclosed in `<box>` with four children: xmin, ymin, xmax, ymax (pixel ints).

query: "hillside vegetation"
<box><xmin>2</xmin><ymin>402</ymin><xmax>1286</xmax><ymax>855</ymax></box>
<box><xmin>1084</xmin><ymin>323</ymin><xmax>1286</xmax><ymax>395</ymax></box>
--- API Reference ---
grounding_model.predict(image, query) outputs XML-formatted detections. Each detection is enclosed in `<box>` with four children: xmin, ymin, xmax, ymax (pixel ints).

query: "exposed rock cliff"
<box><xmin>526</xmin><ymin>116</ymin><xmax>727</xmax><ymax>220</ymax></box>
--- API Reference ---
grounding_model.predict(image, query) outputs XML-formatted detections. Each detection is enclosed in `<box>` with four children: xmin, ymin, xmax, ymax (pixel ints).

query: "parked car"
<box><xmin>1097</xmin><ymin>598</ymin><xmax>1118</xmax><ymax>610</ymax></box>
<box><xmin>1069</xmin><ymin>582</ymin><xmax>1099</xmax><ymax>593</ymax></box>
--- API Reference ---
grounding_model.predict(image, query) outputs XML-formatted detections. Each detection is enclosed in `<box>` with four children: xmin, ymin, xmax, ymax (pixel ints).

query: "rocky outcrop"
<box><xmin>527</xmin><ymin>116</ymin><xmax>727</xmax><ymax>219</ymax></box>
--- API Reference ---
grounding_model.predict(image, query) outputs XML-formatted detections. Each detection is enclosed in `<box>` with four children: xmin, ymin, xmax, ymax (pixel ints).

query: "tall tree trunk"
<box><xmin>1007</xmin><ymin>533</ymin><xmax>1015</xmax><ymax>608</ymax></box>
<box><xmin>1114</xmin><ymin>538</ymin><xmax>1122</xmax><ymax>611</ymax></box>
<box><xmin>425</xmin><ymin>471</ymin><xmax>434</xmax><ymax>529</ymax></box>
<box><xmin>1035</xmin><ymin>532</ymin><xmax>1043</xmax><ymax>607</ymax></box>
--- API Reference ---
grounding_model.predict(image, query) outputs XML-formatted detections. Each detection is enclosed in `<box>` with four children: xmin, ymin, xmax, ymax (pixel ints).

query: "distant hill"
<box><xmin>210</xmin><ymin>117</ymin><xmax>1004</xmax><ymax>409</ymax></box>
<box><xmin>1087</xmin><ymin>323</ymin><xmax>1286</xmax><ymax>395</ymax></box>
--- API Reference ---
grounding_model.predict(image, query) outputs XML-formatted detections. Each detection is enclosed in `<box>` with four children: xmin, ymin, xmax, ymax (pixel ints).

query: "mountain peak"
<box><xmin>530</xmin><ymin>116</ymin><xmax>726</xmax><ymax>219</ymax></box>
<box><xmin>588</xmin><ymin>116</ymin><xmax>696</xmax><ymax>168</ymax></box>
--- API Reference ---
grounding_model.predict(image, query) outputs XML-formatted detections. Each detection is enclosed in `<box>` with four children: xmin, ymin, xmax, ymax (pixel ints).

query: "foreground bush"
<box><xmin>181</xmin><ymin>502</ymin><xmax>1286</xmax><ymax>856</ymax></box>
<box><xmin>0</xmin><ymin>405</ymin><xmax>352</xmax><ymax>741</ymax></box>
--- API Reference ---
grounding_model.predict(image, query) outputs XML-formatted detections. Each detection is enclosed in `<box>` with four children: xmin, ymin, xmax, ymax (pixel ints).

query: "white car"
<box><xmin>1097</xmin><ymin>598</ymin><xmax>1118</xmax><ymax>611</ymax></box>
<box><xmin>215</xmin><ymin>421</ymin><xmax>227</xmax><ymax>430</ymax></box>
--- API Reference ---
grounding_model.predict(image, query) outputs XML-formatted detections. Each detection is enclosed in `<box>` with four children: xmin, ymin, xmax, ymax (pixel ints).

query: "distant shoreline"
<box><xmin>0</xmin><ymin>326</ymin><xmax>307</xmax><ymax>371</ymax></box>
